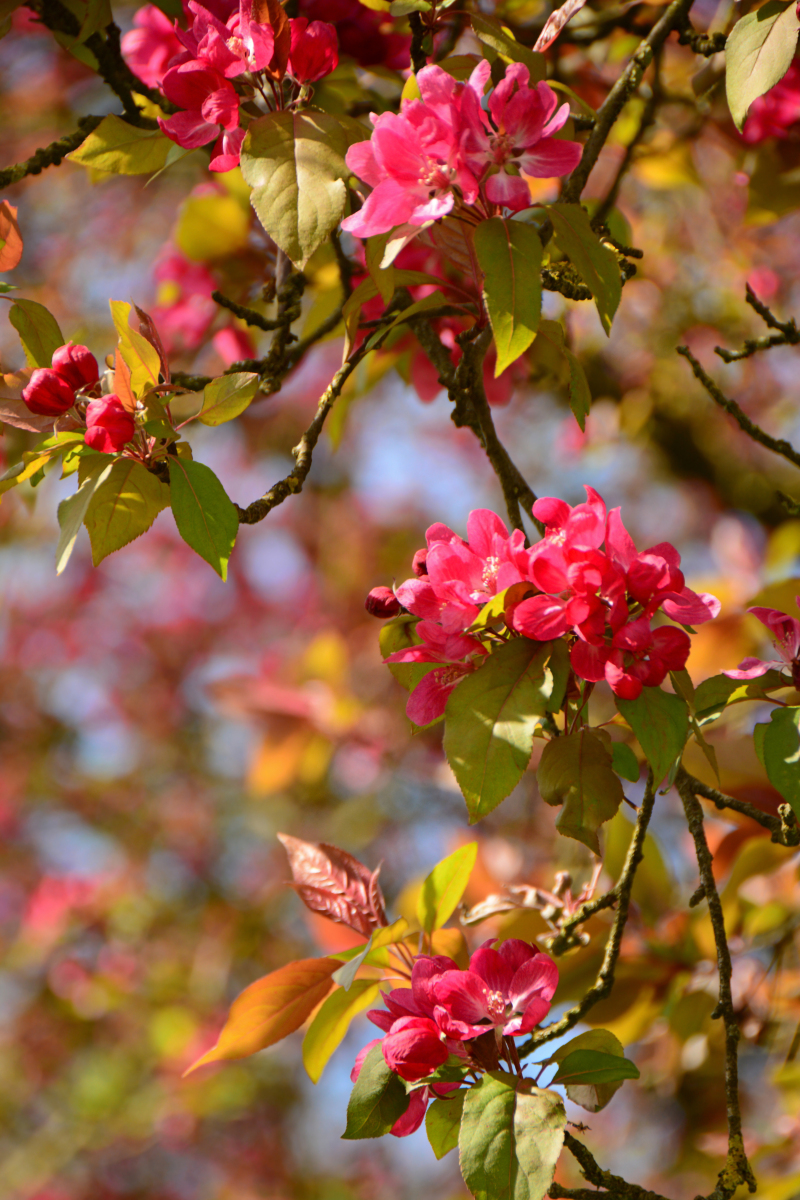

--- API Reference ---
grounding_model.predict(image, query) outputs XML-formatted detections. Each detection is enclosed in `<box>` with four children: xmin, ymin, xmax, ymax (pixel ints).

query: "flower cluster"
<box><xmin>21</xmin><ymin>342</ymin><xmax>135</xmax><ymax>454</ymax></box>
<box><xmin>724</xmin><ymin>599</ymin><xmax>800</xmax><ymax>689</ymax></box>
<box><xmin>341</xmin><ymin>61</ymin><xmax>582</xmax><ymax>249</ymax></box>
<box><xmin>352</xmin><ymin>940</ymin><xmax>557</xmax><ymax>1136</ymax></box>
<box><xmin>123</xmin><ymin>0</ymin><xmax>338</xmax><ymax>172</ymax></box>
<box><xmin>368</xmin><ymin>488</ymin><xmax>720</xmax><ymax>718</ymax></box>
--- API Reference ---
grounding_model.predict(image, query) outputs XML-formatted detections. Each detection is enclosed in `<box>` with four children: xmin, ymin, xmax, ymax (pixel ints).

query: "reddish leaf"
<box><xmin>133</xmin><ymin>303</ymin><xmax>170</xmax><ymax>384</ymax></box>
<box><xmin>0</xmin><ymin>201</ymin><xmax>23</xmax><ymax>272</ymax></box>
<box><xmin>534</xmin><ymin>0</ymin><xmax>589</xmax><ymax>52</ymax></box>
<box><xmin>254</xmin><ymin>0</ymin><xmax>290</xmax><ymax>79</ymax></box>
<box><xmin>184</xmin><ymin>957</ymin><xmax>338</xmax><ymax>1074</ymax></box>
<box><xmin>278</xmin><ymin>833</ymin><xmax>388</xmax><ymax>936</ymax></box>
<box><xmin>0</xmin><ymin>399</ymin><xmax>54</xmax><ymax>434</ymax></box>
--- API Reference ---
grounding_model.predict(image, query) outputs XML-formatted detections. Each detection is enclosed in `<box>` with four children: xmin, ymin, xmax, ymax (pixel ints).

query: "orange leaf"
<box><xmin>184</xmin><ymin>957</ymin><xmax>338</xmax><ymax>1074</ymax></box>
<box><xmin>114</xmin><ymin>350</ymin><xmax>137</xmax><ymax>412</ymax></box>
<box><xmin>0</xmin><ymin>201</ymin><xmax>23</xmax><ymax>272</ymax></box>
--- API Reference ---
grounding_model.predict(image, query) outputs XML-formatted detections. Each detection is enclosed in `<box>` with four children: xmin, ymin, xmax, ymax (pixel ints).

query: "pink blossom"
<box><xmin>742</xmin><ymin>63</ymin><xmax>800</xmax><ymax>144</ymax></box>
<box><xmin>341</xmin><ymin>65</ymin><xmax>482</xmax><ymax>241</ymax></box>
<box><xmin>382</xmin><ymin>1015</ymin><xmax>449</xmax><ymax>1081</ymax></box>
<box><xmin>300</xmin><ymin>0</ymin><xmax>410</xmax><ymax>69</ymax></box>
<box><xmin>287</xmin><ymin>18</ymin><xmax>338</xmax><ymax>82</ymax></box>
<box><xmin>724</xmin><ymin>601</ymin><xmax>800</xmax><ymax>689</ymax></box>
<box><xmin>433</xmin><ymin>939</ymin><xmax>557</xmax><ymax>1039</ymax></box>
<box><xmin>212</xmin><ymin>324</ymin><xmax>256</xmax><ymax>366</ymax></box>
<box><xmin>84</xmin><ymin>395</ymin><xmax>136</xmax><ymax>454</ymax></box>
<box><xmin>384</xmin><ymin>620</ymin><xmax>488</xmax><ymax>724</ymax></box>
<box><xmin>571</xmin><ymin>617</ymin><xmax>691</xmax><ymax>700</ymax></box>
<box><xmin>158</xmin><ymin>61</ymin><xmax>241</xmax><ymax>161</ymax></box>
<box><xmin>51</xmin><ymin>343</ymin><xmax>99</xmax><ymax>392</ymax></box>
<box><xmin>151</xmin><ymin>249</ymin><xmax>217</xmax><ymax>352</ymax></box>
<box><xmin>461</xmin><ymin>64</ymin><xmax>582</xmax><ymax>211</ymax></box>
<box><xmin>174</xmin><ymin>0</ymin><xmax>275</xmax><ymax>77</ymax></box>
<box><xmin>350</xmin><ymin>1035</ymin><xmax>457</xmax><ymax>1137</ymax></box>
<box><xmin>121</xmin><ymin>5</ymin><xmax>183</xmax><ymax>88</ymax></box>
<box><xmin>22</xmin><ymin>368</ymin><xmax>75</xmax><ymax>416</ymax></box>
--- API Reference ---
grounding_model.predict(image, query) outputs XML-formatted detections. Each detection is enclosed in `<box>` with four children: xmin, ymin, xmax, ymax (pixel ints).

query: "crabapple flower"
<box><xmin>341</xmin><ymin>65</ymin><xmax>481</xmax><ymax>241</ymax></box>
<box><xmin>158</xmin><ymin>61</ymin><xmax>243</xmax><ymax>169</ymax></box>
<box><xmin>461</xmin><ymin>64</ymin><xmax>582</xmax><ymax>211</ymax></box>
<box><xmin>174</xmin><ymin>0</ymin><xmax>275</xmax><ymax>77</ymax></box>
<box><xmin>724</xmin><ymin>601</ymin><xmax>800</xmax><ymax>689</ymax></box>
<box><xmin>22</xmin><ymin>368</ymin><xmax>77</xmax><ymax>416</ymax></box>
<box><xmin>350</xmin><ymin>1037</ymin><xmax>457</xmax><ymax>1136</ymax></box>
<box><xmin>84</xmin><ymin>396</ymin><xmax>136</xmax><ymax>454</ymax></box>
<box><xmin>381</xmin><ymin>1015</ymin><xmax>449</xmax><ymax>1081</ymax></box>
<box><xmin>287</xmin><ymin>18</ymin><xmax>338</xmax><ymax>82</ymax></box>
<box><xmin>384</xmin><ymin>620</ymin><xmax>488</xmax><ymax>724</ymax></box>
<box><xmin>121</xmin><ymin>5</ymin><xmax>183</xmax><ymax>88</ymax></box>
<box><xmin>433</xmin><ymin>939</ymin><xmax>558</xmax><ymax>1039</ymax></box>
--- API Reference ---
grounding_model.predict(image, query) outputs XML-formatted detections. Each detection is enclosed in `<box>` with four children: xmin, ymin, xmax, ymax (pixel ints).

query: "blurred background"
<box><xmin>2</xmin><ymin>3</ymin><xmax>800</xmax><ymax>1197</ymax></box>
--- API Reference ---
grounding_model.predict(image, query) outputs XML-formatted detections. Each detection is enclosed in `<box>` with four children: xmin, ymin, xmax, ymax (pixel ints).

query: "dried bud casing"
<box><xmin>365</xmin><ymin>587</ymin><xmax>401</xmax><ymax>618</ymax></box>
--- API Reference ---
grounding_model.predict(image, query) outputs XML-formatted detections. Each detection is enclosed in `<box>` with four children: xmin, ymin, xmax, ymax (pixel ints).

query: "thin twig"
<box><xmin>519</xmin><ymin>772</ymin><xmax>657</xmax><ymax>1056</ymax></box>
<box><xmin>715</xmin><ymin>285</ymin><xmax>800</xmax><ymax>362</ymax></box>
<box><xmin>0</xmin><ymin>117</ymin><xmax>104</xmax><ymax>188</ymax></box>
<box><xmin>677</xmin><ymin>769</ymin><xmax>800</xmax><ymax>847</ymax></box>
<box><xmin>677</xmin><ymin>345</ymin><xmax>800</xmax><ymax>470</ymax></box>
<box><xmin>676</xmin><ymin>777</ymin><xmax>757</xmax><ymax>1200</ymax></box>
<box><xmin>212</xmin><ymin>291</ymin><xmax>288</xmax><ymax>332</ymax></box>
<box><xmin>549</xmin><ymin>1132</ymin><xmax>674</xmax><ymax>1200</ymax></box>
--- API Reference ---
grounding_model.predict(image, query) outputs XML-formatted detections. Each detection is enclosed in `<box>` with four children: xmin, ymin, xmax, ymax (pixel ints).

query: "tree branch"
<box><xmin>519</xmin><ymin>772</ymin><xmax>657</xmax><ymax>1056</ymax></box>
<box><xmin>550</xmin><ymin>1131</ymin><xmax>674</xmax><ymax>1200</ymax></box>
<box><xmin>714</xmin><ymin>284</ymin><xmax>800</xmax><ymax>362</ymax></box>
<box><xmin>677</xmin><ymin>344</ymin><xmax>800</xmax><ymax>470</ymax></box>
<box><xmin>0</xmin><ymin>117</ymin><xmax>104</xmax><ymax>188</ymax></box>
<box><xmin>677</xmin><ymin>768</ymin><xmax>800</xmax><ymax>847</ymax></box>
<box><xmin>676</xmin><ymin>777</ymin><xmax>757</xmax><ymax>1200</ymax></box>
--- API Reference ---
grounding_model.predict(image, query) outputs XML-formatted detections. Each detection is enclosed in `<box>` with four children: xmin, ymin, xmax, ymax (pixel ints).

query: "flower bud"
<box><xmin>22</xmin><ymin>368</ymin><xmax>75</xmax><ymax>416</ymax></box>
<box><xmin>287</xmin><ymin>18</ymin><xmax>339</xmax><ymax>83</ymax></box>
<box><xmin>365</xmin><ymin>586</ymin><xmax>401</xmax><ymax>618</ymax></box>
<box><xmin>84</xmin><ymin>395</ymin><xmax>135</xmax><ymax>454</ymax></box>
<box><xmin>412</xmin><ymin>549</ymin><xmax>428</xmax><ymax>577</ymax></box>
<box><xmin>51</xmin><ymin>342</ymin><xmax>100</xmax><ymax>392</ymax></box>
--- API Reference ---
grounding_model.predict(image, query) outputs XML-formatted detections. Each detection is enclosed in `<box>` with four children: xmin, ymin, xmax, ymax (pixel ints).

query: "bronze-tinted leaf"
<box><xmin>277</xmin><ymin>833</ymin><xmax>387</xmax><ymax>935</ymax></box>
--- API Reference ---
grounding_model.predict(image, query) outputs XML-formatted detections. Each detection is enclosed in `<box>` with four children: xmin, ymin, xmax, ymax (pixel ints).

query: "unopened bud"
<box><xmin>287</xmin><ymin>18</ymin><xmax>339</xmax><ymax>83</ymax></box>
<box><xmin>365</xmin><ymin>586</ymin><xmax>401</xmax><ymax>618</ymax></box>
<box><xmin>84</xmin><ymin>394</ymin><xmax>135</xmax><ymax>453</ymax></box>
<box><xmin>22</xmin><ymin>368</ymin><xmax>75</xmax><ymax>416</ymax></box>
<box><xmin>412</xmin><ymin>548</ymin><xmax>428</xmax><ymax>576</ymax></box>
<box><xmin>51</xmin><ymin>342</ymin><xmax>99</xmax><ymax>392</ymax></box>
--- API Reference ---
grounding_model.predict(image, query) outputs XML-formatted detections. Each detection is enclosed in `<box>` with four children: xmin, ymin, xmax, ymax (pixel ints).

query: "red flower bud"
<box><xmin>365</xmin><ymin>586</ymin><xmax>401</xmax><ymax>618</ymax></box>
<box><xmin>22</xmin><ymin>368</ymin><xmax>76</xmax><ymax>416</ymax></box>
<box><xmin>51</xmin><ymin>342</ymin><xmax>99</xmax><ymax>392</ymax></box>
<box><xmin>84</xmin><ymin>395</ymin><xmax>135</xmax><ymax>454</ymax></box>
<box><xmin>382</xmin><ymin>1016</ymin><xmax>449</xmax><ymax>1082</ymax></box>
<box><xmin>287</xmin><ymin>18</ymin><xmax>338</xmax><ymax>83</ymax></box>
<box><xmin>412</xmin><ymin>548</ymin><xmax>428</xmax><ymax>577</ymax></box>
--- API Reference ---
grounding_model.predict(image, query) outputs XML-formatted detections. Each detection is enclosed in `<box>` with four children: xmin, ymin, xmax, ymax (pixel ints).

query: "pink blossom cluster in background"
<box><xmin>371</xmin><ymin>488</ymin><xmax>721</xmax><ymax>720</ymax></box>
<box><xmin>122</xmin><ymin>0</ymin><xmax>339</xmax><ymax>171</ymax></box>
<box><xmin>342</xmin><ymin>62</ymin><xmax>582</xmax><ymax>248</ymax></box>
<box><xmin>741</xmin><ymin>62</ymin><xmax>800</xmax><ymax>144</ymax></box>
<box><xmin>351</xmin><ymin>940</ymin><xmax>557</xmax><ymax>1136</ymax></box>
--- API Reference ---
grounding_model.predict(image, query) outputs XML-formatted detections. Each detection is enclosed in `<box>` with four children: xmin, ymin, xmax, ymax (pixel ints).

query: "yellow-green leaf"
<box><xmin>417</xmin><ymin>843</ymin><xmax>478</xmax><ymax>933</ymax></box>
<box><xmin>199</xmin><ymin>373</ymin><xmax>260</xmax><ymax>426</ymax></box>
<box><xmin>68</xmin><ymin>115</ymin><xmax>175</xmax><ymax>176</ymax></box>
<box><xmin>83</xmin><ymin>458</ymin><xmax>170</xmax><ymax>564</ymax></box>
<box><xmin>302</xmin><ymin>979</ymin><xmax>381</xmax><ymax>1083</ymax></box>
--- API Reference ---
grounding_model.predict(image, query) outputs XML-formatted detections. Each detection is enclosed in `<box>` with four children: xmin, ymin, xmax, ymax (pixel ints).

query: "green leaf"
<box><xmin>342</xmin><ymin>269</ymin><xmax>441</xmax><ymax>358</ymax></box>
<box><xmin>530</xmin><ymin>319</ymin><xmax>591</xmax><ymax>429</ymax></box>
<box><xmin>302</xmin><ymin>979</ymin><xmax>382</xmax><ymax>1083</ymax></box>
<box><xmin>458</xmin><ymin>1072</ymin><xmax>565</xmax><ymax>1200</ymax></box>
<box><xmin>548</xmin><ymin>1029</ymin><xmax>635</xmax><ymax>1112</ymax></box>
<box><xmin>67</xmin><ymin>115</ymin><xmax>174</xmax><ymax>175</ymax></box>
<box><xmin>474</xmin><ymin>218</ymin><xmax>542</xmax><ymax>376</ymax></box>
<box><xmin>241</xmin><ymin>111</ymin><xmax>370</xmax><ymax>268</ymax></box>
<box><xmin>470</xmin><ymin>582</ymin><xmax>536</xmax><ymax>632</ymax></box>
<box><xmin>693</xmin><ymin>669</ymin><xmax>790</xmax><ymax>725</ymax></box>
<box><xmin>537</xmin><ymin>728</ymin><xmax>624</xmax><ymax>853</ymax></box>
<box><xmin>331</xmin><ymin>917</ymin><xmax>409</xmax><ymax>977</ymax></box>
<box><xmin>378</xmin><ymin>615</ymin><xmax>440</xmax><ymax>693</ymax></box>
<box><xmin>199</xmin><ymin>372</ymin><xmax>260</xmax><ymax>426</ymax></box>
<box><xmin>55</xmin><ymin>458</ymin><xmax>115</xmax><ymax>574</ymax></box>
<box><xmin>725</xmin><ymin>0</ymin><xmax>800</xmax><ymax>131</ymax></box>
<box><xmin>426</xmin><ymin>1090</ymin><xmax>465</xmax><ymax>1159</ymax></box>
<box><xmin>365</xmin><ymin>233</ymin><xmax>396</xmax><ymax>304</ymax></box>
<box><xmin>551</xmin><ymin>1049</ymin><xmax>639</xmax><ymax>1086</ymax></box>
<box><xmin>168</xmin><ymin>459</ymin><xmax>238</xmax><ymax>580</ymax></box>
<box><xmin>8</xmin><ymin>299</ymin><xmax>64</xmax><ymax>368</ymax></box>
<box><xmin>545</xmin><ymin>204</ymin><xmax>621</xmax><ymax>334</ymax></box>
<box><xmin>469</xmin><ymin>14</ymin><xmax>546</xmax><ymax>80</ymax></box>
<box><xmin>417</xmin><ymin>843</ymin><xmax>478</xmax><ymax>933</ymax></box>
<box><xmin>616</xmin><ymin>688</ymin><xmax>690</xmax><ymax>785</ymax></box>
<box><xmin>611</xmin><ymin>742</ymin><xmax>640</xmax><ymax>783</ymax></box>
<box><xmin>444</xmin><ymin>639</ymin><xmax>569</xmax><ymax>823</ymax></box>
<box><xmin>342</xmin><ymin>1044</ymin><xmax>410</xmax><ymax>1139</ymax></box>
<box><xmin>82</xmin><ymin>459</ymin><xmax>170</xmax><ymax>565</ymax></box>
<box><xmin>109</xmin><ymin>300</ymin><xmax>162</xmax><ymax>398</ymax></box>
<box><xmin>758</xmin><ymin>706</ymin><xmax>800</xmax><ymax>816</ymax></box>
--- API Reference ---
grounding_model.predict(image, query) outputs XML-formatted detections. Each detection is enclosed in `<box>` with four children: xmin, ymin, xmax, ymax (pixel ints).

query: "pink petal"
<box><xmin>391</xmin><ymin>1088</ymin><xmax>428</xmax><ymax>1136</ymax></box>
<box><xmin>406</xmin><ymin>667</ymin><xmax>464</xmax><ymax>725</ymax></box>
<box><xmin>466</xmin><ymin>509</ymin><xmax>510</xmax><ymax>558</ymax></box>
<box><xmin>660</xmin><ymin>588</ymin><xmax>721</xmax><ymax>624</ymax></box>
<box><xmin>469</xmin><ymin>947</ymin><xmax>515</xmax><ymax>995</ymax></box>
<box><xmin>519</xmin><ymin>137</ymin><xmax>583</xmax><ymax>179</ymax></box>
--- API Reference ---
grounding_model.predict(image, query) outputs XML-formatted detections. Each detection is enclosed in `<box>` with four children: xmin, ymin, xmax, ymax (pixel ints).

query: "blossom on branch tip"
<box><xmin>723</xmin><ymin>601</ymin><xmax>800</xmax><ymax>689</ymax></box>
<box><xmin>432</xmin><ymin>939</ymin><xmax>558</xmax><ymax>1038</ymax></box>
<box><xmin>287</xmin><ymin>18</ymin><xmax>338</xmax><ymax>82</ymax></box>
<box><xmin>159</xmin><ymin>61</ymin><xmax>242</xmax><ymax>166</ymax></box>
